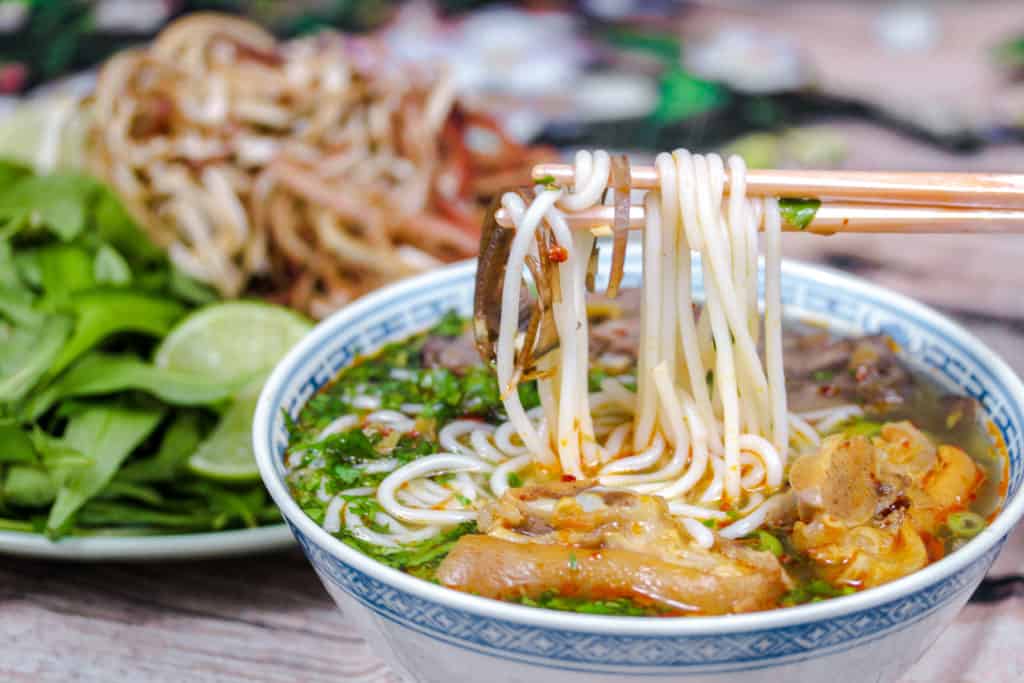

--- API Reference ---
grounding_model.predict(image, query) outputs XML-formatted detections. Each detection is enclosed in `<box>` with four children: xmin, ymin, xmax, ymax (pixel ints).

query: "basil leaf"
<box><xmin>92</xmin><ymin>188</ymin><xmax>164</xmax><ymax>266</ymax></box>
<box><xmin>93</xmin><ymin>244</ymin><xmax>133</xmax><ymax>286</ymax></box>
<box><xmin>46</xmin><ymin>403</ymin><xmax>165</xmax><ymax>537</ymax></box>
<box><xmin>167</xmin><ymin>267</ymin><xmax>219</xmax><ymax>305</ymax></box>
<box><xmin>31</xmin><ymin>244</ymin><xmax>96</xmax><ymax>306</ymax></box>
<box><xmin>4</xmin><ymin>465</ymin><xmax>57</xmax><ymax>508</ymax></box>
<box><xmin>25</xmin><ymin>353</ymin><xmax>249</xmax><ymax>420</ymax></box>
<box><xmin>116</xmin><ymin>412</ymin><xmax>203</xmax><ymax>484</ymax></box>
<box><xmin>0</xmin><ymin>285</ymin><xmax>44</xmax><ymax>327</ymax></box>
<box><xmin>0</xmin><ymin>315</ymin><xmax>72</xmax><ymax>402</ymax></box>
<box><xmin>0</xmin><ymin>240</ymin><xmax>22</xmax><ymax>288</ymax></box>
<box><xmin>0</xmin><ymin>173</ymin><xmax>96</xmax><ymax>242</ymax></box>
<box><xmin>48</xmin><ymin>289</ymin><xmax>186</xmax><ymax>377</ymax></box>
<box><xmin>0</xmin><ymin>424</ymin><xmax>36</xmax><ymax>464</ymax></box>
<box><xmin>779</xmin><ymin>197</ymin><xmax>821</xmax><ymax>231</ymax></box>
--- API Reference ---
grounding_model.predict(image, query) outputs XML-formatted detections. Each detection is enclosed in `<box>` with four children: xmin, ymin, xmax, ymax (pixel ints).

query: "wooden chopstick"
<box><xmin>532</xmin><ymin>164</ymin><xmax>1024</xmax><ymax>210</ymax></box>
<box><xmin>493</xmin><ymin>201</ymin><xmax>1024</xmax><ymax>234</ymax></box>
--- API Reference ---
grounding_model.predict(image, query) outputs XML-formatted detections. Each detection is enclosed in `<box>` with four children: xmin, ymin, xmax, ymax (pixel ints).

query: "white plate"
<box><xmin>0</xmin><ymin>524</ymin><xmax>293</xmax><ymax>561</ymax></box>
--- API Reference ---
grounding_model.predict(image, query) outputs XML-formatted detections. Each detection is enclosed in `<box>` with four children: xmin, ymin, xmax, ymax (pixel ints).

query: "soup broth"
<box><xmin>284</xmin><ymin>309</ymin><xmax>1003</xmax><ymax>616</ymax></box>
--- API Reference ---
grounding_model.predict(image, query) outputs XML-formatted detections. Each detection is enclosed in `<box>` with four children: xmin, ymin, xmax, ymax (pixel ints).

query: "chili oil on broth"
<box><xmin>282</xmin><ymin>310</ymin><xmax>1004</xmax><ymax>616</ymax></box>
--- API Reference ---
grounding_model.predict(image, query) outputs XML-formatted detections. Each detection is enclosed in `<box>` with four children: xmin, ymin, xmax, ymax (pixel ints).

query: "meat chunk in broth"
<box><xmin>437</xmin><ymin>481</ymin><xmax>790</xmax><ymax>615</ymax></box>
<box><xmin>788</xmin><ymin>423</ymin><xmax>982</xmax><ymax>589</ymax></box>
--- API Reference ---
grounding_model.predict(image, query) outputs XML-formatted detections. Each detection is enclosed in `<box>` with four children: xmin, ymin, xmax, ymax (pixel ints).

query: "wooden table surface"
<box><xmin>4</xmin><ymin>123</ymin><xmax>1024</xmax><ymax>682</ymax></box>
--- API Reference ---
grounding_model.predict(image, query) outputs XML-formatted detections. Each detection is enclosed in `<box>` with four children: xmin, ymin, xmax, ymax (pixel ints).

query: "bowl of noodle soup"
<box><xmin>254</xmin><ymin>151</ymin><xmax>1024</xmax><ymax>683</ymax></box>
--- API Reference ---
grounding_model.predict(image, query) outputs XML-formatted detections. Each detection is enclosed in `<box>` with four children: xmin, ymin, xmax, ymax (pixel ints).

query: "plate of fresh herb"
<box><xmin>0</xmin><ymin>160</ymin><xmax>309</xmax><ymax>559</ymax></box>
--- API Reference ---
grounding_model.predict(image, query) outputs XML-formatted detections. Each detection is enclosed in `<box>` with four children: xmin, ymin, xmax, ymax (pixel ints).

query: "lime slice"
<box><xmin>155</xmin><ymin>301</ymin><xmax>311</xmax><ymax>383</ymax></box>
<box><xmin>187</xmin><ymin>381</ymin><xmax>263</xmax><ymax>482</ymax></box>
<box><xmin>0</xmin><ymin>95</ymin><xmax>88</xmax><ymax>171</ymax></box>
<box><xmin>156</xmin><ymin>302</ymin><xmax>311</xmax><ymax>482</ymax></box>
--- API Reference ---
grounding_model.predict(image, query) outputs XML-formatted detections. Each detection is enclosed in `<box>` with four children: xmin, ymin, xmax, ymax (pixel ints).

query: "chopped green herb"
<box><xmin>515</xmin><ymin>592</ymin><xmax>664</xmax><ymax>616</ymax></box>
<box><xmin>534</xmin><ymin>174</ymin><xmax>558</xmax><ymax>188</ymax></box>
<box><xmin>779</xmin><ymin>197</ymin><xmax>821</xmax><ymax>230</ymax></box>
<box><xmin>781</xmin><ymin>579</ymin><xmax>856</xmax><ymax>606</ymax></box>
<box><xmin>335</xmin><ymin>522</ymin><xmax>477</xmax><ymax>572</ymax></box>
<box><xmin>568</xmin><ymin>551</ymin><xmax>579</xmax><ymax>571</ymax></box>
<box><xmin>946</xmin><ymin>511</ymin><xmax>986</xmax><ymax>539</ymax></box>
<box><xmin>507</xmin><ymin>472</ymin><xmax>524</xmax><ymax>489</ymax></box>
<box><xmin>812</xmin><ymin>369</ymin><xmax>834</xmax><ymax>382</ymax></box>
<box><xmin>840</xmin><ymin>418</ymin><xmax>883</xmax><ymax>438</ymax></box>
<box><xmin>430</xmin><ymin>310</ymin><xmax>466</xmax><ymax>338</ymax></box>
<box><xmin>747</xmin><ymin>530</ymin><xmax>784</xmax><ymax>557</ymax></box>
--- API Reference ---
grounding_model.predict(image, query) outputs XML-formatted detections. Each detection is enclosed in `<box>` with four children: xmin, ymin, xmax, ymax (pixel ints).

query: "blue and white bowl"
<box><xmin>254</xmin><ymin>255</ymin><xmax>1024</xmax><ymax>683</ymax></box>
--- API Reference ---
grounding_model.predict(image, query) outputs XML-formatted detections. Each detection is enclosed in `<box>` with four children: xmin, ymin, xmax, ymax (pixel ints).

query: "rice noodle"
<box><xmin>88</xmin><ymin>13</ymin><xmax>550</xmax><ymax>317</ymax></box>
<box><xmin>292</xmin><ymin>147</ymin><xmax>806</xmax><ymax>546</ymax></box>
<box><xmin>485</xmin><ymin>148</ymin><xmax>791</xmax><ymax>536</ymax></box>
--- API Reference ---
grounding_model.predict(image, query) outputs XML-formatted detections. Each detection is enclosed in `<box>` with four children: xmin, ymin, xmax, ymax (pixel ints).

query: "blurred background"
<box><xmin>2</xmin><ymin>0</ymin><xmax>1023</xmax><ymax>332</ymax></box>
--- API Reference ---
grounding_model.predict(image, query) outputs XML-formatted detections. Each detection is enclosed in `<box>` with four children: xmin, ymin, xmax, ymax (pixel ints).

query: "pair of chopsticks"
<box><xmin>493</xmin><ymin>163</ymin><xmax>1024</xmax><ymax>234</ymax></box>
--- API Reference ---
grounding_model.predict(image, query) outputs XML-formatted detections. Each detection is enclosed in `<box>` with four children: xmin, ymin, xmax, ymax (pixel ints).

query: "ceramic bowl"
<box><xmin>254</xmin><ymin>255</ymin><xmax>1024</xmax><ymax>683</ymax></box>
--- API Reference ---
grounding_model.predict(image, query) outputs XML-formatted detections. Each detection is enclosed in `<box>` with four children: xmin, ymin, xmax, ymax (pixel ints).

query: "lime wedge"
<box><xmin>155</xmin><ymin>301</ymin><xmax>311</xmax><ymax>383</ymax></box>
<box><xmin>187</xmin><ymin>382</ymin><xmax>264</xmax><ymax>482</ymax></box>
<box><xmin>0</xmin><ymin>95</ymin><xmax>88</xmax><ymax>171</ymax></box>
<box><xmin>156</xmin><ymin>302</ymin><xmax>312</xmax><ymax>482</ymax></box>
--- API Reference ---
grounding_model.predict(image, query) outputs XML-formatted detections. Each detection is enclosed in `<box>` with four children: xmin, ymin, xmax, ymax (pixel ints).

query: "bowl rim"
<box><xmin>254</xmin><ymin>257</ymin><xmax>1024</xmax><ymax>636</ymax></box>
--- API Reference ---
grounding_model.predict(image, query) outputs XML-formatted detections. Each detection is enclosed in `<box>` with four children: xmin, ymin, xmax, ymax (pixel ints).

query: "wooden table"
<box><xmin>4</xmin><ymin>124</ymin><xmax>1024</xmax><ymax>682</ymax></box>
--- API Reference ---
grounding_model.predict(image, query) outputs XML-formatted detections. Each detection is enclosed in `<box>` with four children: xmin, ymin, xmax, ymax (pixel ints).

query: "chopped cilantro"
<box><xmin>779</xmin><ymin>197</ymin><xmax>821</xmax><ymax>231</ymax></box>
<box><xmin>746</xmin><ymin>530</ymin><xmax>784</xmax><ymax>557</ymax></box>
<box><xmin>335</xmin><ymin>522</ymin><xmax>477</xmax><ymax>572</ymax></box>
<box><xmin>507</xmin><ymin>472</ymin><xmax>524</xmax><ymax>489</ymax></box>
<box><xmin>568</xmin><ymin>551</ymin><xmax>579</xmax><ymax>571</ymax></box>
<box><xmin>588</xmin><ymin>368</ymin><xmax>608</xmax><ymax>393</ymax></box>
<box><xmin>430</xmin><ymin>310</ymin><xmax>466</xmax><ymax>337</ymax></box>
<box><xmin>515</xmin><ymin>592</ymin><xmax>664</xmax><ymax>616</ymax></box>
<box><xmin>332</xmin><ymin>464</ymin><xmax>362</xmax><ymax>486</ymax></box>
<box><xmin>781</xmin><ymin>579</ymin><xmax>856</xmax><ymax>606</ymax></box>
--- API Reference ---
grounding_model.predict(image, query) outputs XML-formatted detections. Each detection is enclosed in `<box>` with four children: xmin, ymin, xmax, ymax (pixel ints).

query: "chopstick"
<box><xmin>491</xmin><ymin>164</ymin><xmax>1024</xmax><ymax>234</ymax></box>
<box><xmin>495</xmin><ymin>202</ymin><xmax>1024</xmax><ymax>234</ymax></box>
<box><xmin>532</xmin><ymin>164</ymin><xmax>1024</xmax><ymax>210</ymax></box>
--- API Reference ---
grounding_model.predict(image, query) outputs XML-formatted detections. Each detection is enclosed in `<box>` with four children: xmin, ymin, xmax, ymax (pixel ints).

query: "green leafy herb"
<box><xmin>507</xmin><ymin>472</ymin><xmax>524</xmax><ymax>489</ymax></box>
<box><xmin>0</xmin><ymin>315</ymin><xmax>72</xmax><ymax>402</ymax></box>
<box><xmin>93</xmin><ymin>244</ymin><xmax>133</xmax><ymax>286</ymax></box>
<box><xmin>779</xmin><ymin>197</ymin><xmax>821</xmax><ymax>231</ymax></box>
<box><xmin>430</xmin><ymin>310</ymin><xmax>466</xmax><ymax>337</ymax></box>
<box><xmin>515</xmin><ymin>592</ymin><xmax>664</xmax><ymax>617</ymax></box>
<box><xmin>4</xmin><ymin>465</ymin><xmax>57</xmax><ymax>507</ymax></box>
<box><xmin>24</xmin><ymin>353</ymin><xmax>248</xmax><ymax>420</ymax></box>
<box><xmin>46</xmin><ymin>403</ymin><xmax>165</xmax><ymax>537</ymax></box>
<box><xmin>336</xmin><ymin>522</ymin><xmax>477</xmax><ymax>572</ymax></box>
<box><xmin>48</xmin><ymin>289</ymin><xmax>186</xmax><ymax>377</ymax></box>
<box><xmin>117</xmin><ymin>412</ymin><xmax>204</xmax><ymax>484</ymax></box>
<box><xmin>781</xmin><ymin>579</ymin><xmax>856</xmax><ymax>606</ymax></box>
<box><xmin>0</xmin><ymin>172</ymin><xmax>96</xmax><ymax>242</ymax></box>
